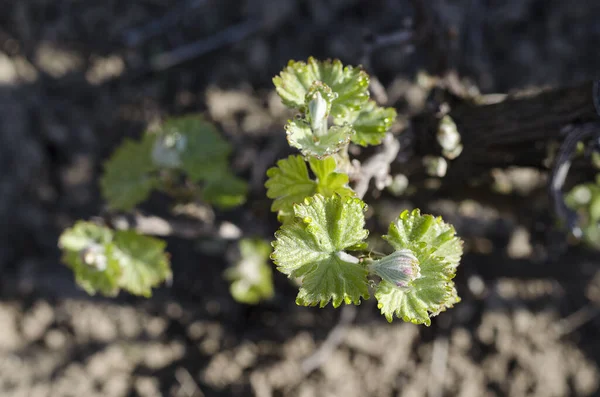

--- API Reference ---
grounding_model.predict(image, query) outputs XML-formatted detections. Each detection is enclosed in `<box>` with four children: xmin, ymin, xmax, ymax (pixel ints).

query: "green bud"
<box><xmin>309</xmin><ymin>92</ymin><xmax>327</xmax><ymax>127</ymax></box>
<box><xmin>305</xmin><ymin>82</ymin><xmax>335</xmax><ymax>138</ymax></box>
<box><xmin>151</xmin><ymin>132</ymin><xmax>187</xmax><ymax>168</ymax></box>
<box><xmin>369</xmin><ymin>249</ymin><xmax>421</xmax><ymax>289</ymax></box>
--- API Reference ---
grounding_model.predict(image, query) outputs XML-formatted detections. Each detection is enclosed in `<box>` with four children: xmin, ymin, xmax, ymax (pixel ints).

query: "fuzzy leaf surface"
<box><xmin>375</xmin><ymin>209</ymin><xmax>463</xmax><ymax>325</ymax></box>
<box><xmin>273</xmin><ymin>57</ymin><xmax>370</xmax><ymax>120</ymax></box>
<box><xmin>112</xmin><ymin>230</ymin><xmax>172</xmax><ymax>297</ymax></box>
<box><xmin>309</xmin><ymin>156</ymin><xmax>354</xmax><ymax>198</ymax></box>
<box><xmin>271</xmin><ymin>195</ymin><xmax>370</xmax><ymax>308</ymax></box>
<box><xmin>285</xmin><ymin>118</ymin><xmax>353</xmax><ymax>158</ymax></box>
<box><xmin>339</xmin><ymin>100</ymin><xmax>397</xmax><ymax>147</ymax></box>
<box><xmin>59</xmin><ymin>221</ymin><xmax>121</xmax><ymax>296</ymax></box>
<box><xmin>59</xmin><ymin>222</ymin><xmax>171</xmax><ymax>297</ymax></box>
<box><xmin>265</xmin><ymin>155</ymin><xmax>354</xmax><ymax>221</ymax></box>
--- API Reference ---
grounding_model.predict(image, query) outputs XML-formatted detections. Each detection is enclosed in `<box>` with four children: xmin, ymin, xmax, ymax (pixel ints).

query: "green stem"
<box><xmin>332</xmin><ymin>144</ymin><xmax>352</xmax><ymax>175</ymax></box>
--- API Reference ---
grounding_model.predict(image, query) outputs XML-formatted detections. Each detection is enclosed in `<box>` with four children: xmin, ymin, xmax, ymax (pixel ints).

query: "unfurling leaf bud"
<box><xmin>308</xmin><ymin>92</ymin><xmax>327</xmax><ymax>129</ymax></box>
<box><xmin>369</xmin><ymin>249</ymin><xmax>421</xmax><ymax>289</ymax></box>
<box><xmin>80</xmin><ymin>243</ymin><xmax>108</xmax><ymax>271</ymax></box>
<box><xmin>306</xmin><ymin>82</ymin><xmax>336</xmax><ymax>138</ymax></box>
<box><xmin>151</xmin><ymin>131</ymin><xmax>187</xmax><ymax>168</ymax></box>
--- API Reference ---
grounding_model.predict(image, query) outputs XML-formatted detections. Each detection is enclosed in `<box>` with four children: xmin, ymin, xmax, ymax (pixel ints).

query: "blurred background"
<box><xmin>1</xmin><ymin>0</ymin><xmax>600</xmax><ymax>396</ymax></box>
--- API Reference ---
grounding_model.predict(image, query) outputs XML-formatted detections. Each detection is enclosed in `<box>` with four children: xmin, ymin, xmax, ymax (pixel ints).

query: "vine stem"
<box><xmin>301</xmin><ymin>135</ymin><xmax>398</xmax><ymax>373</ymax></box>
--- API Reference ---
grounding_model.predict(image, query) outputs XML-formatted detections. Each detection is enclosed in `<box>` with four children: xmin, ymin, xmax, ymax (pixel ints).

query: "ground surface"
<box><xmin>1</xmin><ymin>1</ymin><xmax>600</xmax><ymax>396</ymax></box>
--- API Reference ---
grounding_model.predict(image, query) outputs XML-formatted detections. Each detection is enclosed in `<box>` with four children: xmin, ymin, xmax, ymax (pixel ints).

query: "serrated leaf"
<box><xmin>310</xmin><ymin>156</ymin><xmax>354</xmax><ymax>198</ymax></box>
<box><xmin>273</xmin><ymin>57</ymin><xmax>370</xmax><ymax>120</ymax></box>
<box><xmin>225</xmin><ymin>238</ymin><xmax>274</xmax><ymax>305</ymax></box>
<box><xmin>59</xmin><ymin>222</ymin><xmax>172</xmax><ymax>297</ymax></box>
<box><xmin>160</xmin><ymin>115</ymin><xmax>231</xmax><ymax>182</ymax></box>
<box><xmin>265</xmin><ymin>155</ymin><xmax>354</xmax><ymax>221</ymax></box>
<box><xmin>100</xmin><ymin>134</ymin><xmax>159</xmax><ymax>211</ymax></box>
<box><xmin>375</xmin><ymin>254</ymin><xmax>460</xmax><ymax>326</ymax></box>
<box><xmin>338</xmin><ymin>100</ymin><xmax>397</xmax><ymax>147</ymax></box>
<box><xmin>59</xmin><ymin>221</ymin><xmax>121</xmax><ymax>296</ymax></box>
<box><xmin>285</xmin><ymin>118</ymin><xmax>353</xmax><ymax>158</ymax></box>
<box><xmin>112</xmin><ymin>230</ymin><xmax>171</xmax><ymax>297</ymax></box>
<box><xmin>385</xmin><ymin>209</ymin><xmax>463</xmax><ymax>270</ymax></box>
<box><xmin>375</xmin><ymin>209</ymin><xmax>463</xmax><ymax>325</ymax></box>
<box><xmin>59</xmin><ymin>220</ymin><xmax>113</xmax><ymax>250</ymax></box>
<box><xmin>271</xmin><ymin>195</ymin><xmax>370</xmax><ymax>308</ymax></box>
<box><xmin>203</xmin><ymin>173</ymin><xmax>248</xmax><ymax>210</ymax></box>
<box><xmin>265</xmin><ymin>155</ymin><xmax>316</xmax><ymax>220</ymax></box>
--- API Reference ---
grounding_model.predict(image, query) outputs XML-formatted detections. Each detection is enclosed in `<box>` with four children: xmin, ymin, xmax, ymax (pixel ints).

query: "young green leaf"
<box><xmin>374</xmin><ymin>209</ymin><xmax>463</xmax><ymax>325</ymax></box>
<box><xmin>156</xmin><ymin>115</ymin><xmax>248</xmax><ymax>209</ymax></box>
<box><xmin>265</xmin><ymin>155</ymin><xmax>354</xmax><ymax>221</ymax></box>
<box><xmin>112</xmin><ymin>230</ymin><xmax>172</xmax><ymax>297</ymax></box>
<box><xmin>285</xmin><ymin>117</ymin><xmax>353</xmax><ymax>158</ymax></box>
<box><xmin>338</xmin><ymin>100</ymin><xmax>397</xmax><ymax>147</ymax></box>
<box><xmin>161</xmin><ymin>115</ymin><xmax>232</xmax><ymax>182</ymax></box>
<box><xmin>59</xmin><ymin>221</ymin><xmax>172</xmax><ymax>297</ymax></box>
<box><xmin>273</xmin><ymin>57</ymin><xmax>370</xmax><ymax>120</ymax></box>
<box><xmin>224</xmin><ymin>238</ymin><xmax>274</xmax><ymax>305</ymax></box>
<box><xmin>265</xmin><ymin>155</ymin><xmax>316</xmax><ymax>220</ymax></box>
<box><xmin>100</xmin><ymin>134</ymin><xmax>159</xmax><ymax>211</ymax></box>
<box><xmin>59</xmin><ymin>221</ymin><xmax>121</xmax><ymax>296</ymax></box>
<box><xmin>271</xmin><ymin>194</ymin><xmax>370</xmax><ymax>308</ymax></box>
<box><xmin>308</xmin><ymin>156</ymin><xmax>354</xmax><ymax>198</ymax></box>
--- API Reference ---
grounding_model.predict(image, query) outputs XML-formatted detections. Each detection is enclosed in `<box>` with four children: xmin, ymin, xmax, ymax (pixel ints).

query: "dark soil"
<box><xmin>1</xmin><ymin>1</ymin><xmax>600</xmax><ymax>396</ymax></box>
